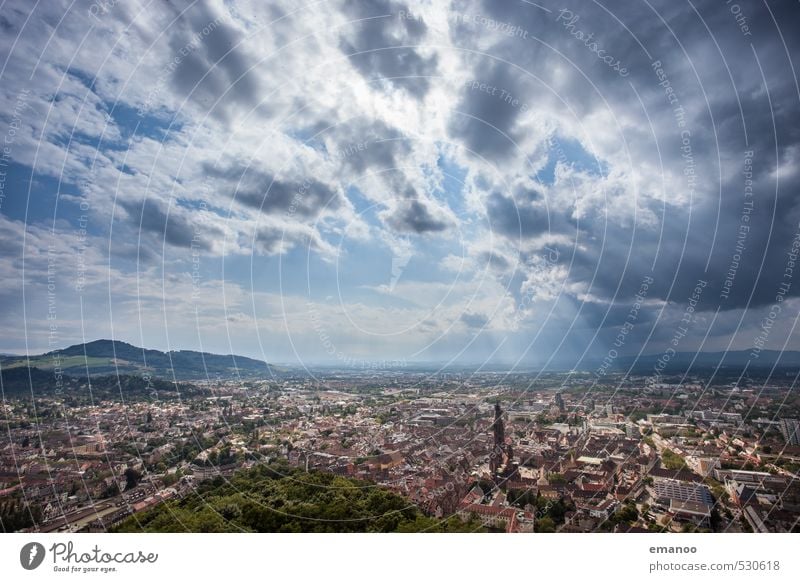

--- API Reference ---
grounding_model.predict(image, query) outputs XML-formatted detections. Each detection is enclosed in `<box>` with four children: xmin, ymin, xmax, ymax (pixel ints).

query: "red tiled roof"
<box><xmin>459</xmin><ymin>503</ymin><xmax>516</xmax><ymax>518</ymax></box>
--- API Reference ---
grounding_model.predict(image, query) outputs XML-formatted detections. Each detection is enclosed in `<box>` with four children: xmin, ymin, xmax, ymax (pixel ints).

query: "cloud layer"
<box><xmin>1</xmin><ymin>0</ymin><xmax>799</xmax><ymax>369</ymax></box>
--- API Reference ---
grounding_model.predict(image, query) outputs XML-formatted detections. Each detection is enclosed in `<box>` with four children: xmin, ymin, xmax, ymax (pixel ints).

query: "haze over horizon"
<box><xmin>6</xmin><ymin>338</ymin><xmax>800</xmax><ymax>373</ymax></box>
<box><xmin>1</xmin><ymin>0</ymin><xmax>799</xmax><ymax>370</ymax></box>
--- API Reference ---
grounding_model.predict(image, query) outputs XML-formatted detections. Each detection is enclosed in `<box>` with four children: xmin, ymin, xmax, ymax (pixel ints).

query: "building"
<box><xmin>554</xmin><ymin>392</ymin><xmax>565</xmax><ymax>413</ymax></box>
<box><xmin>489</xmin><ymin>403</ymin><xmax>517</xmax><ymax>482</ymax></box>
<box><xmin>647</xmin><ymin>413</ymin><xmax>685</xmax><ymax>425</ymax></box>
<box><xmin>455</xmin><ymin>503</ymin><xmax>533</xmax><ymax>532</ymax></box>
<box><xmin>649</xmin><ymin>477</ymin><xmax>713</xmax><ymax>509</ymax></box>
<box><xmin>779</xmin><ymin>419</ymin><xmax>800</xmax><ymax>445</ymax></box>
<box><xmin>668</xmin><ymin>500</ymin><xmax>712</xmax><ymax>528</ymax></box>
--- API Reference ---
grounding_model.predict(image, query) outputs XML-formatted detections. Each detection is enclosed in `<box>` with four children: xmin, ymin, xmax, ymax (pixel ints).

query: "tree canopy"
<box><xmin>114</xmin><ymin>463</ymin><xmax>483</xmax><ymax>533</ymax></box>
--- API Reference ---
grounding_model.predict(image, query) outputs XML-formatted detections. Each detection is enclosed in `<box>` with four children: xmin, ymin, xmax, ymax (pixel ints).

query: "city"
<box><xmin>2</xmin><ymin>356</ymin><xmax>799</xmax><ymax>533</ymax></box>
<box><xmin>2</xmin><ymin>0</ymin><xmax>800</xmax><ymax>577</ymax></box>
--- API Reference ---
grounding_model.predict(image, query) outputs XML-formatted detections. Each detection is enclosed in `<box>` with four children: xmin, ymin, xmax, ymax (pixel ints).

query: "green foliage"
<box><xmin>100</xmin><ymin>481</ymin><xmax>120</xmax><ymax>499</ymax></box>
<box><xmin>124</xmin><ymin>468</ymin><xmax>142</xmax><ymax>489</ymax></box>
<box><xmin>611</xmin><ymin>503</ymin><xmax>638</xmax><ymax>525</ymax></box>
<box><xmin>0</xmin><ymin>499</ymin><xmax>42</xmax><ymax>532</ymax></box>
<box><xmin>1</xmin><ymin>339</ymin><xmax>273</xmax><ymax>380</ymax></box>
<box><xmin>661</xmin><ymin>449</ymin><xmax>687</xmax><ymax>470</ymax></box>
<box><xmin>114</xmin><ymin>463</ymin><xmax>481</xmax><ymax>533</ymax></box>
<box><xmin>0</xmin><ymin>366</ymin><xmax>209</xmax><ymax>401</ymax></box>
<box><xmin>507</xmin><ymin>489</ymin><xmax>536</xmax><ymax>508</ymax></box>
<box><xmin>161</xmin><ymin>471</ymin><xmax>180</xmax><ymax>487</ymax></box>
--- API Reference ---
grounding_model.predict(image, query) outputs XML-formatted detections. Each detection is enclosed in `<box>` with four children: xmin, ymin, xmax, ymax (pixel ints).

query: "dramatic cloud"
<box><xmin>1</xmin><ymin>0</ymin><xmax>799</xmax><ymax>367</ymax></box>
<box><xmin>339</xmin><ymin>0</ymin><xmax>438</xmax><ymax>99</ymax></box>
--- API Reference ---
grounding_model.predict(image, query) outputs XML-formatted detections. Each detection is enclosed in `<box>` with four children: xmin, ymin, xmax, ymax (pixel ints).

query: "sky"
<box><xmin>0</xmin><ymin>0</ymin><xmax>799</xmax><ymax>369</ymax></box>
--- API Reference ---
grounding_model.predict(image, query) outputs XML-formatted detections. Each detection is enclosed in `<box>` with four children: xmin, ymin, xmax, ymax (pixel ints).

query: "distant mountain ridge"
<box><xmin>569</xmin><ymin>349</ymin><xmax>800</xmax><ymax>374</ymax></box>
<box><xmin>0</xmin><ymin>339</ymin><xmax>274</xmax><ymax>380</ymax></box>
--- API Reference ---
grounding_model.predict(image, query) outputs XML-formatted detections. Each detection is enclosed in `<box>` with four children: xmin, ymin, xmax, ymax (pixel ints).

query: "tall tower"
<box><xmin>554</xmin><ymin>392</ymin><xmax>565</xmax><ymax>413</ymax></box>
<box><xmin>493</xmin><ymin>403</ymin><xmax>505</xmax><ymax>447</ymax></box>
<box><xmin>490</xmin><ymin>403</ymin><xmax>505</xmax><ymax>475</ymax></box>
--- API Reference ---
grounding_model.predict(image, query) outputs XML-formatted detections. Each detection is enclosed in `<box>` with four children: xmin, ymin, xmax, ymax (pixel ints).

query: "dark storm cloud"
<box><xmin>0</xmin><ymin>13</ymin><xmax>16</xmax><ymax>33</ymax></box>
<box><xmin>486</xmin><ymin>186</ymin><xmax>576</xmax><ymax>241</ymax></box>
<box><xmin>253</xmin><ymin>225</ymin><xmax>327</xmax><ymax>256</ymax></box>
<box><xmin>339</xmin><ymin>0</ymin><xmax>438</xmax><ymax>99</ymax></box>
<box><xmin>451</xmin><ymin>0</ymin><xmax>800</xmax><ymax>320</ymax></box>
<box><xmin>202</xmin><ymin>163</ymin><xmax>342</xmax><ymax>219</ymax></box>
<box><xmin>387</xmin><ymin>197</ymin><xmax>448</xmax><ymax>234</ymax></box>
<box><xmin>119</xmin><ymin>198</ymin><xmax>215</xmax><ymax>250</ymax></box>
<box><xmin>237</xmin><ymin>176</ymin><xmax>341</xmax><ymax>218</ymax></box>
<box><xmin>328</xmin><ymin>119</ymin><xmax>412</xmax><ymax>176</ymax></box>
<box><xmin>320</xmin><ymin>119</ymin><xmax>449</xmax><ymax>234</ymax></box>
<box><xmin>448</xmin><ymin>61</ymin><xmax>528</xmax><ymax>161</ymax></box>
<box><xmin>254</xmin><ymin>227</ymin><xmax>282</xmax><ymax>255</ymax></box>
<box><xmin>167</xmin><ymin>3</ymin><xmax>259</xmax><ymax>117</ymax></box>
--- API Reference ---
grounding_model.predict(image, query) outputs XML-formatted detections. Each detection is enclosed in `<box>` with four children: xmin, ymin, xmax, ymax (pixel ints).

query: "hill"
<box><xmin>0</xmin><ymin>366</ymin><xmax>210</xmax><ymax>400</ymax></box>
<box><xmin>0</xmin><ymin>339</ymin><xmax>274</xmax><ymax>381</ymax></box>
<box><xmin>113</xmin><ymin>463</ymin><xmax>482</xmax><ymax>533</ymax></box>
<box><xmin>567</xmin><ymin>349</ymin><xmax>800</xmax><ymax>376</ymax></box>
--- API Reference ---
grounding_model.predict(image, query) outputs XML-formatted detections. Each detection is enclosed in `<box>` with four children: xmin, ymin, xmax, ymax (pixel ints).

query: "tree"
<box><xmin>101</xmin><ymin>482</ymin><xmax>120</xmax><ymax>499</ymax></box>
<box><xmin>113</xmin><ymin>463</ymin><xmax>486</xmax><ymax>533</ymax></box>
<box><xmin>0</xmin><ymin>500</ymin><xmax>42</xmax><ymax>532</ymax></box>
<box><xmin>124</xmin><ymin>468</ymin><xmax>142</xmax><ymax>490</ymax></box>
<box><xmin>162</xmin><ymin>473</ymin><xmax>179</xmax><ymax>487</ymax></box>
<box><xmin>536</xmin><ymin>516</ymin><xmax>556</xmax><ymax>532</ymax></box>
<box><xmin>661</xmin><ymin>449</ymin><xmax>687</xmax><ymax>470</ymax></box>
<box><xmin>613</xmin><ymin>503</ymin><xmax>639</xmax><ymax>524</ymax></box>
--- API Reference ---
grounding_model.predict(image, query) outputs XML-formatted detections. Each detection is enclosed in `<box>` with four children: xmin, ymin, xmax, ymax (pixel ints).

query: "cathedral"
<box><xmin>489</xmin><ymin>403</ymin><xmax>518</xmax><ymax>484</ymax></box>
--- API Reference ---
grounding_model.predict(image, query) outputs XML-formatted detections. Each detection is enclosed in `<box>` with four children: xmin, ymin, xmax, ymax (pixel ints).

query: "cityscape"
<box><xmin>2</xmin><ymin>341</ymin><xmax>799</xmax><ymax>533</ymax></box>
<box><xmin>1</xmin><ymin>1</ymin><xmax>800</xmax><ymax>569</ymax></box>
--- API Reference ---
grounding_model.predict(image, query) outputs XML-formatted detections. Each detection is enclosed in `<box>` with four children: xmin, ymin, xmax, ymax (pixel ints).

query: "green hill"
<box><xmin>0</xmin><ymin>366</ymin><xmax>209</xmax><ymax>400</ymax></box>
<box><xmin>0</xmin><ymin>339</ymin><xmax>274</xmax><ymax>381</ymax></box>
<box><xmin>114</xmin><ymin>464</ymin><xmax>483</xmax><ymax>533</ymax></box>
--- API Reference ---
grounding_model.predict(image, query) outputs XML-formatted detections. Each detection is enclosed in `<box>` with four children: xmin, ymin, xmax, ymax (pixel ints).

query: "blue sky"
<box><xmin>1</xmin><ymin>0</ymin><xmax>799</xmax><ymax>369</ymax></box>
